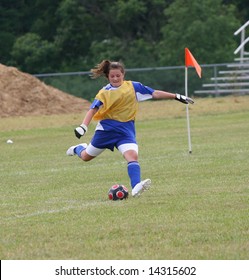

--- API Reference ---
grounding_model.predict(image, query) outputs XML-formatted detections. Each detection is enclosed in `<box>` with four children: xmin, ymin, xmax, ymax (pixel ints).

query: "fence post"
<box><xmin>214</xmin><ymin>65</ymin><xmax>219</xmax><ymax>97</ymax></box>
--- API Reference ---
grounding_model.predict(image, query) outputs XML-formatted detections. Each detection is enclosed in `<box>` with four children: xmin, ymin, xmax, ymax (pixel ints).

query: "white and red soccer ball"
<box><xmin>108</xmin><ymin>184</ymin><xmax>129</xmax><ymax>200</ymax></box>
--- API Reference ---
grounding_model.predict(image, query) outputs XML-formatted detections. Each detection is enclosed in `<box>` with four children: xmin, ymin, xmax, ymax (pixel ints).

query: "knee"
<box><xmin>82</xmin><ymin>157</ymin><xmax>92</xmax><ymax>162</ymax></box>
<box><xmin>80</xmin><ymin>151</ymin><xmax>94</xmax><ymax>162</ymax></box>
<box><xmin>123</xmin><ymin>150</ymin><xmax>138</xmax><ymax>162</ymax></box>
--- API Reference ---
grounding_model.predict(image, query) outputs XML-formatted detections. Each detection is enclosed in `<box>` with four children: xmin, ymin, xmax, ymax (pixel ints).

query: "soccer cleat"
<box><xmin>66</xmin><ymin>143</ymin><xmax>87</xmax><ymax>156</ymax></box>
<box><xmin>132</xmin><ymin>178</ymin><xmax>151</xmax><ymax>197</ymax></box>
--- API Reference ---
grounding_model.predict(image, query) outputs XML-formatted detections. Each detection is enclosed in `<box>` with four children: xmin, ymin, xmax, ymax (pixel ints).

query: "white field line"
<box><xmin>2</xmin><ymin>200</ymin><xmax>111</xmax><ymax>221</ymax></box>
<box><xmin>3</xmin><ymin>160</ymin><xmax>126</xmax><ymax>177</ymax></box>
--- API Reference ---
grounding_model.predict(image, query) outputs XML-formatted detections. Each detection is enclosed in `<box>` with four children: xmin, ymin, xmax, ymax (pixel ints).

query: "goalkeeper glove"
<box><xmin>175</xmin><ymin>93</ymin><xmax>194</xmax><ymax>104</ymax></box>
<box><xmin>74</xmin><ymin>124</ymin><xmax>88</xmax><ymax>139</ymax></box>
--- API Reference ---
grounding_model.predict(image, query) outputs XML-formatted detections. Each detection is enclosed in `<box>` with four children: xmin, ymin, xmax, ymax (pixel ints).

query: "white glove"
<box><xmin>74</xmin><ymin>124</ymin><xmax>88</xmax><ymax>139</ymax></box>
<box><xmin>175</xmin><ymin>93</ymin><xmax>194</xmax><ymax>104</ymax></box>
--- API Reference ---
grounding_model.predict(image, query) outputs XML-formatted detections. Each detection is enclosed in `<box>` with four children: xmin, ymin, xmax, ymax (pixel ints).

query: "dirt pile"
<box><xmin>0</xmin><ymin>64</ymin><xmax>90</xmax><ymax>117</ymax></box>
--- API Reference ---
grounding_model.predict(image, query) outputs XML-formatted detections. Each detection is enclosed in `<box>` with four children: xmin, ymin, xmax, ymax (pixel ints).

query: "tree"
<box><xmin>0</xmin><ymin>0</ymin><xmax>25</xmax><ymax>64</ymax></box>
<box><xmin>223</xmin><ymin>0</ymin><xmax>249</xmax><ymax>23</ymax></box>
<box><xmin>158</xmin><ymin>0</ymin><xmax>241</xmax><ymax>66</ymax></box>
<box><xmin>31</xmin><ymin>0</ymin><xmax>61</xmax><ymax>41</ymax></box>
<box><xmin>54</xmin><ymin>0</ymin><xmax>102</xmax><ymax>70</ymax></box>
<box><xmin>87</xmin><ymin>0</ymin><xmax>170</xmax><ymax>68</ymax></box>
<box><xmin>1</xmin><ymin>0</ymin><xmax>245</xmax><ymax>73</ymax></box>
<box><xmin>11</xmin><ymin>33</ymin><xmax>58</xmax><ymax>73</ymax></box>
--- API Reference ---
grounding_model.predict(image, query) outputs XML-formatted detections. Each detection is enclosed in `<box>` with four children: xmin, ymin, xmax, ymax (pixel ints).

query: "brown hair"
<box><xmin>90</xmin><ymin>60</ymin><xmax>125</xmax><ymax>79</ymax></box>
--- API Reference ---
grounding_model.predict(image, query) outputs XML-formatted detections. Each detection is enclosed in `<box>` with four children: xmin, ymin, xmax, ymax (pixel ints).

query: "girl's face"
<box><xmin>108</xmin><ymin>69</ymin><xmax>124</xmax><ymax>87</ymax></box>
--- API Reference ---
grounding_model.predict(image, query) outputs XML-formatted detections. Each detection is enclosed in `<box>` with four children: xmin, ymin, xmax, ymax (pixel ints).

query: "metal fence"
<box><xmin>34</xmin><ymin>63</ymin><xmax>239</xmax><ymax>101</ymax></box>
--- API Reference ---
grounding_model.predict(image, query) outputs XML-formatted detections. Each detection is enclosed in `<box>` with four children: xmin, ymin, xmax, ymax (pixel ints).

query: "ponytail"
<box><xmin>90</xmin><ymin>60</ymin><xmax>125</xmax><ymax>79</ymax></box>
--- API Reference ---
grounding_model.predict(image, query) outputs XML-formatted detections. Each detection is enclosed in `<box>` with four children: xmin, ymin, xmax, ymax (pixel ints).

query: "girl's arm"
<box><xmin>74</xmin><ymin>107</ymin><xmax>99</xmax><ymax>139</ymax></box>
<box><xmin>152</xmin><ymin>90</ymin><xmax>176</xmax><ymax>100</ymax></box>
<box><xmin>82</xmin><ymin>107</ymin><xmax>99</xmax><ymax>126</ymax></box>
<box><xmin>152</xmin><ymin>90</ymin><xmax>194</xmax><ymax>104</ymax></box>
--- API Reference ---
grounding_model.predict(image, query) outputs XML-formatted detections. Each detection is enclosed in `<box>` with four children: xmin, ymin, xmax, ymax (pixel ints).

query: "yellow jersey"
<box><xmin>93</xmin><ymin>81</ymin><xmax>139</xmax><ymax>122</ymax></box>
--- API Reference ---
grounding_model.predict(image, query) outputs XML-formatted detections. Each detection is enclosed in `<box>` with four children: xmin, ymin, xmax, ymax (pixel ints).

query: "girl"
<box><xmin>66</xmin><ymin>60</ymin><xmax>194</xmax><ymax>197</ymax></box>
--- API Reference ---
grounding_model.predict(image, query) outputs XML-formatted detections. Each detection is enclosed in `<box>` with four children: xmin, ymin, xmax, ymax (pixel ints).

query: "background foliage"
<box><xmin>0</xmin><ymin>0</ymin><xmax>247</xmax><ymax>74</ymax></box>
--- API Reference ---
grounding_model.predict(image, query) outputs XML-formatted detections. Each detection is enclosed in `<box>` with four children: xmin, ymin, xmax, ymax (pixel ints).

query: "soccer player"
<box><xmin>66</xmin><ymin>60</ymin><xmax>194</xmax><ymax>197</ymax></box>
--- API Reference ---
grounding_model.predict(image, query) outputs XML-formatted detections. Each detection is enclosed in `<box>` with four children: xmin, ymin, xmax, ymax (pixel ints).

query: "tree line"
<box><xmin>0</xmin><ymin>0</ymin><xmax>247</xmax><ymax>74</ymax></box>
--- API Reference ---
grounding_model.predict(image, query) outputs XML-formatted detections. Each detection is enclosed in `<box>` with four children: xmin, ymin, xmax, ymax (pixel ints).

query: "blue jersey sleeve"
<box><xmin>132</xmin><ymin>81</ymin><xmax>155</xmax><ymax>101</ymax></box>
<box><xmin>90</xmin><ymin>99</ymin><xmax>103</xmax><ymax>109</ymax></box>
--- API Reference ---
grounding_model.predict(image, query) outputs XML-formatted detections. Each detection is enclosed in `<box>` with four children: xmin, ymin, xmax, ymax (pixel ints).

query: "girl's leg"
<box><xmin>118</xmin><ymin>144</ymin><xmax>151</xmax><ymax>197</ymax></box>
<box><xmin>123</xmin><ymin>150</ymin><xmax>141</xmax><ymax>188</ymax></box>
<box><xmin>118</xmin><ymin>145</ymin><xmax>140</xmax><ymax>188</ymax></box>
<box><xmin>80</xmin><ymin>150</ymin><xmax>96</xmax><ymax>161</ymax></box>
<box><xmin>67</xmin><ymin>143</ymin><xmax>104</xmax><ymax>161</ymax></box>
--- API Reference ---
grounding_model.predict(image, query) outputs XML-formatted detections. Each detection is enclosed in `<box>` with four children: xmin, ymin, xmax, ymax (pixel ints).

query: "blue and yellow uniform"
<box><xmin>88</xmin><ymin>80</ymin><xmax>154</xmax><ymax>152</ymax></box>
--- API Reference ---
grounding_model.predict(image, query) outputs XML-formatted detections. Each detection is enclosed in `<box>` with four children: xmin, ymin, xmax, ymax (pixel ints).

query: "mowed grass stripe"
<box><xmin>0</xmin><ymin>97</ymin><xmax>249</xmax><ymax>259</ymax></box>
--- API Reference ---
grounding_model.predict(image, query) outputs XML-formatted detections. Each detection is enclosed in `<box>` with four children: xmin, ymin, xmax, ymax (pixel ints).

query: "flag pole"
<box><xmin>184</xmin><ymin>47</ymin><xmax>202</xmax><ymax>154</ymax></box>
<box><xmin>185</xmin><ymin>66</ymin><xmax>192</xmax><ymax>154</ymax></box>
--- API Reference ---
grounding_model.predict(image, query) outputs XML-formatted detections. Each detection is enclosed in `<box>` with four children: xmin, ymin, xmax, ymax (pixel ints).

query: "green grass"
<box><xmin>0</xmin><ymin>98</ymin><xmax>249</xmax><ymax>260</ymax></box>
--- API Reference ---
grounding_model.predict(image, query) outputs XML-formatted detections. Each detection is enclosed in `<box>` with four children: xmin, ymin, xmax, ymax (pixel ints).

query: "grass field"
<box><xmin>0</xmin><ymin>96</ymin><xmax>249</xmax><ymax>260</ymax></box>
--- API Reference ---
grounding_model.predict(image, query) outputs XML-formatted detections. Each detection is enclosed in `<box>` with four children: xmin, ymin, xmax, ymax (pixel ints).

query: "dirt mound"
<box><xmin>0</xmin><ymin>64</ymin><xmax>90</xmax><ymax>117</ymax></box>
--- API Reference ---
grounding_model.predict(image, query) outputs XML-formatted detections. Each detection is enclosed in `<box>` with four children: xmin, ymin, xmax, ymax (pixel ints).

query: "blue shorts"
<box><xmin>90</xmin><ymin>130</ymin><xmax>137</xmax><ymax>151</ymax></box>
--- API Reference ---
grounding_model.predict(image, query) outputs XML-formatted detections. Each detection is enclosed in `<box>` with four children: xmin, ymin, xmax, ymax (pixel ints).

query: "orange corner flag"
<box><xmin>185</xmin><ymin>48</ymin><xmax>202</xmax><ymax>78</ymax></box>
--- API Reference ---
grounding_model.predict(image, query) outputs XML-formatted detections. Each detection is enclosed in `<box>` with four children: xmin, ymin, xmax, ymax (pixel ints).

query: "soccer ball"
<box><xmin>108</xmin><ymin>184</ymin><xmax>129</xmax><ymax>200</ymax></box>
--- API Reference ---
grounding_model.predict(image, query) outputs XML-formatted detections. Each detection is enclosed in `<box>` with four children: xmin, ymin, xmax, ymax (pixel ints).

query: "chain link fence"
<box><xmin>34</xmin><ymin>63</ymin><xmax>233</xmax><ymax>101</ymax></box>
